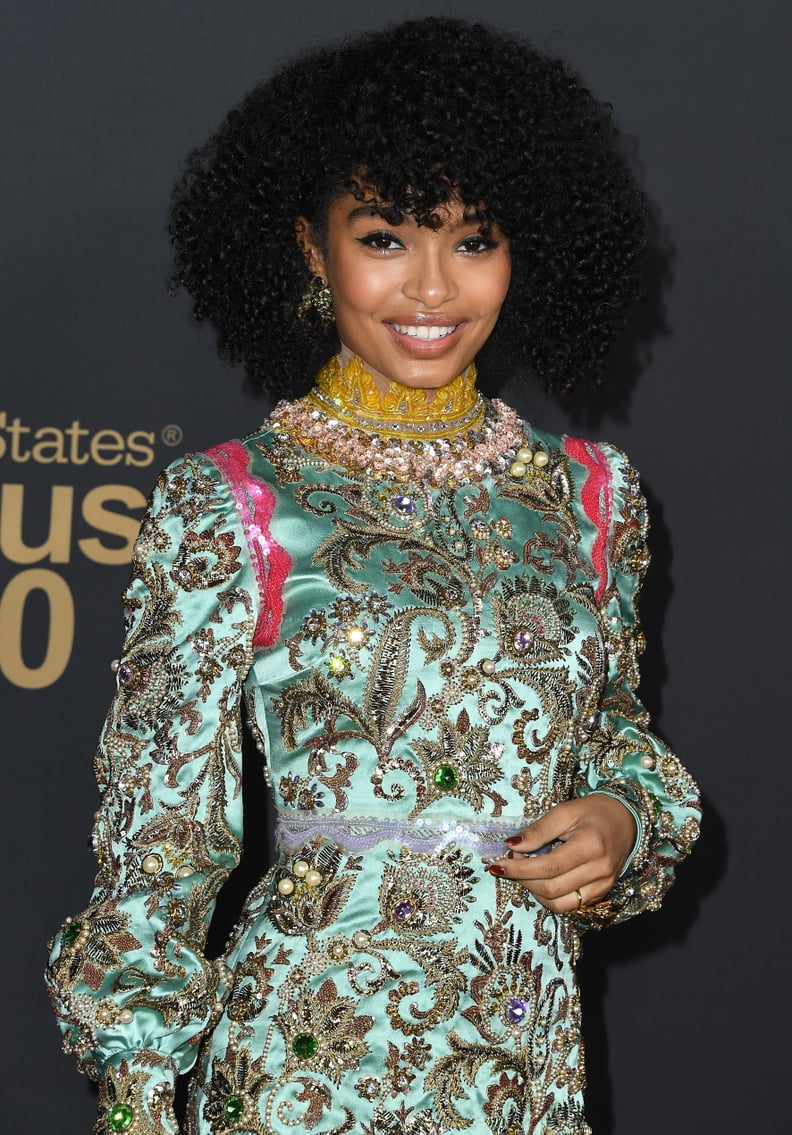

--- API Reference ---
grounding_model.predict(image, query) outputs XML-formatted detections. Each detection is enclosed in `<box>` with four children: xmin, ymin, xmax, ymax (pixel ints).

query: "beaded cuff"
<box><xmin>588</xmin><ymin>780</ymin><xmax>655</xmax><ymax>876</ymax></box>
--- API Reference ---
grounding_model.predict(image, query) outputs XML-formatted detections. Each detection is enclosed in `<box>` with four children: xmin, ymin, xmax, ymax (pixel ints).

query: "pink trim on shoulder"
<box><xmin>563</xmin><ymin>437</ymin><xmax>612</xmax><ymax>604</ymax></box>
<box><xmin>205</xmin><ymin>441</ymin><xmax>291</xmax><ymax>649</ymax></box>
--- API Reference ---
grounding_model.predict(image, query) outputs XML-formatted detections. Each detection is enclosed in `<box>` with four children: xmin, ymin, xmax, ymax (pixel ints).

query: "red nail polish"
<box><xmin>504</xmin><ymin>835</ymin><xmax>522</xmax><ymax>846</ymax></box>
<box><xmin>487</xmin><ymin>863</ymin><xmax>506</xmax><ymax>876</ymax></box>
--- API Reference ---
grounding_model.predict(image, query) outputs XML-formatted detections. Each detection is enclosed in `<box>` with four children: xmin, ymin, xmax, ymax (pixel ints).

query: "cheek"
<box><xmin>461</xmin><ymin>258</ymin><xmax>512</xmax><ymax>319</ymax></box>
<box><xmin>329</xmin><ymin>253</ymin><xmax>394</xmax><ymax>316</ymax></box>
<box><xmin>480</xmin><ymin>261</ymin><xmax>512</xmax><ymax>314</ymax></box>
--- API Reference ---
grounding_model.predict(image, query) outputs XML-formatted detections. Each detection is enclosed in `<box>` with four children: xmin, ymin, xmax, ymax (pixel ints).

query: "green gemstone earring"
<box><xmin>298</xmin><ymin>276</ymin><xmax>334</xmax><ymax>324</ymax></box>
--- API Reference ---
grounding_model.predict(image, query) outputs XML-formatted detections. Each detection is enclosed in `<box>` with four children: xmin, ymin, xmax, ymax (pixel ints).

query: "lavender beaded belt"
<box><xmin>274</xmin><ymin>812</ymin><xmax>526</xmax><ymax>859</ymax></box>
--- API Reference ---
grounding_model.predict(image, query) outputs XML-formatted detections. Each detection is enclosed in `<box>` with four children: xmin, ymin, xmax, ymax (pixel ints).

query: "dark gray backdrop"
<box><xmin>3</xmin><ymin>1</ymin><xmax>788</xmax><ymax>1130</ymax></box>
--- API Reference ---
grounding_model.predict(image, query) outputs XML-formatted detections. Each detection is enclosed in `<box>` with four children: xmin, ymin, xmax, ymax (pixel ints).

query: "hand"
<box><xmin>487</xmin><ymin>794</ymin><xmax>637</xmax><ymax>913</ymax></box>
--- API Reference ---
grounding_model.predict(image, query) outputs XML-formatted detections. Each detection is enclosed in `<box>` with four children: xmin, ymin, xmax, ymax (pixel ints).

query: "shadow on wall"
<box><xmin>581</xmin><ymin>796</ymin><xmax>726</xmax><ymax>1134</ymax></box>
<box><xmin>578</xmin><ymin>484</ymin><xmax>727</xmax><ymax>1132</ymax></box>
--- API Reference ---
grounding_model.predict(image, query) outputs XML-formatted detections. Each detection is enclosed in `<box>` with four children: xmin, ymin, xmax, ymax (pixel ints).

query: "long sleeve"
<box><xmin>45</xmin><ymin>452</ymin><xmax>260</xmax><ymax>1134</ymax></box>
<box><xmin>570</xmin><ymin>444</ymin><xmax>701</xmax><ymax>929</ymax></box>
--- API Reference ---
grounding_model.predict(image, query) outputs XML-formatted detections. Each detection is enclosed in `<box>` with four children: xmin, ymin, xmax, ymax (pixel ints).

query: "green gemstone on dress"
<box><xmin>433</xmin><ymin>764</ymin><xmax>459</xmax><ymax>791</ymax></box>
<box><xmin>107</xmin><ymin>1103</ymin><xmax>133</xmax><ymax>1132</ymax></box>
<box><xmin>223</xmin><ymin>1095</ymin><xmax>245</xmax><ymax>1122</ymax></box>
<box><xmin>292</xmin><ymin>1031</ymin><xmax>319</xmax><ymax>1059</ymax></box>
<box><xmin>63</xmin><ymin>921</ymin><xmax>81</xmax><ymax>945</ymax></box>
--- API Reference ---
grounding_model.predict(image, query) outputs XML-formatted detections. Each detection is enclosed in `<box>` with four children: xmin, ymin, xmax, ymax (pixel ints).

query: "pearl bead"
<box><xmin>176</xmin><ymin>865</ymin><xmax>193</xmax><ymax>879</ymax></box>
<box><xmin>331</xmin><ymin>943</ymin><xmax>346</xmax><ymax>959</ymax></box>
<box><xmin>293</xmin><ymin>860</ymin><xmax>310</xmax><ymax>877</ymax></box>
<box><xmin>141</xmin><ymin>854</ymin><xmax>162</xmax><ymax>875</ymax></box>
<box><xmin>480</xmin><ymin>658</ymin><xmax>496</xmax><ymax>676</ymax></box>
<box><xmin>110</xmin><ymin>659</ymin><xmax>119</xmax><ymax>673</ymax></box>
<box><xmin>277</xmin><ymin>877</ymin><xmax>295</xmax><ymax>895</ymax></box>
<box><xmin>352</xmin><ymin>929</ymin><xmax>371</xmax><ymax>949</ymax></box>
<box><xmin>509</xmin><ymin>460</ymin><xmax>527</xmax><ymax>479</ymax></box>
<box><xmin>516</xmin><ymin>447</ymin><xmax>533</xmax><ymax>463</ymax></box>
<box><xmin>304</xmin><ymin>869</ymin><xmax>323</xmax><ymax>888</ymax></box>
<box><xmin>119</xmin><ymin>1009</ymin><xmax>134</xmax><ymax>1024</ymax></box>
<box><xmin>640</xmin><ymin>754</ymin><xmax>656</xmax><ymax>770</ymax></box>
<box><xmin>532</xmin><ymin>450</ymin><xmax>549</xmax><ymax>468</ymax></box>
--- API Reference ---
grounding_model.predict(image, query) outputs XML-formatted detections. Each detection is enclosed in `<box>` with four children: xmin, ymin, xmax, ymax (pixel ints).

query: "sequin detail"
<box><xmin>206</xmin><ymin>441</ymin><xmax>291</xmax><ymax>648</ymax></box>
<box><xmin>275</xmin><ymin>811</ymin><xmax>525</xmax><ymax>858</ymax></box>
<box><xmin>563</xmin><ymin>438</ymin><xmax>611</xmax><ymax>604</ymax></box>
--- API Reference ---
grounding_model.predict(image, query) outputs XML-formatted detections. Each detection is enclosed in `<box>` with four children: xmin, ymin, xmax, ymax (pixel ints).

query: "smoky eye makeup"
<box><xmin>355</xmin><ymin>230</ymin><xmax>406</xmax><ymax>251</ymax></box>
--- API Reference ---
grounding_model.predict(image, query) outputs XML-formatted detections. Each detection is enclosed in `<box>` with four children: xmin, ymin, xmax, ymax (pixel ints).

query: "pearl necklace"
<box><xmin>269</xmin><ymin>355</ymin><xmax>530</xmax><ymax>486</ymax></box>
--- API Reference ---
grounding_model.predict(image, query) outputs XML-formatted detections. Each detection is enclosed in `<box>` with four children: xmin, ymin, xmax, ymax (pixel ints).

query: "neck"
<box><xmin>311</xmin><ymin>351</ymin><xmax>482</xmax><ymax>439</ymax></box>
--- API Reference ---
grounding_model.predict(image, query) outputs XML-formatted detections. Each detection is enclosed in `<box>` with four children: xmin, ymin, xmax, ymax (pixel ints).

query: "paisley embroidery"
<box><xmin>46</xmin><ymin>429</ymin><xmax>700</xmax><ymax>1135</ymax></box>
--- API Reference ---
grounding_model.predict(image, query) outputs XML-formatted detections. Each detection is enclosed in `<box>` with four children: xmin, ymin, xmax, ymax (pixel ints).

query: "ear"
<box><xmin>295</xmin><ymin>217</ymin><xmax>327</xmax><ymax>281</ymax></box>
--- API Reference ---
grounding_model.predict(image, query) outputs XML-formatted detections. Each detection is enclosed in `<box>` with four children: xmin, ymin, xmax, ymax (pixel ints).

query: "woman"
<box><xmin>46</xmin><ymin>17</ymin><xmax>700</xmax><ymax>1135</ymax></box>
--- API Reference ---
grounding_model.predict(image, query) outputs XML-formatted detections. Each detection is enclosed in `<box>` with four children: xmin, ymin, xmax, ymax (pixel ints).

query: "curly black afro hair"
<box><xmin>169</xmin><ymin>16</ymin><xmax>648</xmax><ymax>399</ymax></box>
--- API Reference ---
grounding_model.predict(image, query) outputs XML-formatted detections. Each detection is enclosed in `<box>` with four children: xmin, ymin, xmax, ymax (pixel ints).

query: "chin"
<box><xmin>388</xmin><ymin>357</ymin><xmax>473</xmax><ymax>389</ymax></box>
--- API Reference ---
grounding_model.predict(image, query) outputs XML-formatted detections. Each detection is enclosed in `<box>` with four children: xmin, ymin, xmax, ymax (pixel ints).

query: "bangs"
<box><xmin>338</xmin><ymin>171</ymin><xmax>496</xmax><ymax>233</ymax></box>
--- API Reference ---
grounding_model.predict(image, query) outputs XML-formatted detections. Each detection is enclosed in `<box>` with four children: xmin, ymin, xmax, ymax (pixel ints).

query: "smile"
<box><xmin>388</xmin><ymin>323</ymin><xmax>460</xmax><ymax>341</ymax></box>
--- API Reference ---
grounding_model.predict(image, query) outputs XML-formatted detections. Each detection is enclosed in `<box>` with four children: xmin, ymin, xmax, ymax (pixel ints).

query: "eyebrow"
<box><xmin>344</xmin><ymin>204</ymin><xmax>486</xmax><ymax>230</ymax></box>
<box><xmin>345</xmin><ymin>204</ymin><xmax>392</xmax><ymax>223</ymax></box>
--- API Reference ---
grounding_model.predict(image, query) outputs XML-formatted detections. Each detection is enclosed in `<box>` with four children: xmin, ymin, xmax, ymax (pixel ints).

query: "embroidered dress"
<box><xmin>46</xmin><ymin>359</ymin><xmax>700</xmax><ymax>1135</ymax></box>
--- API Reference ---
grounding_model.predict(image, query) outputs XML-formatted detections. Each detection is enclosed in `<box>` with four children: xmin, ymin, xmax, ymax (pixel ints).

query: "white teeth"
<box><xmin>391</xmin><ymin>323</ymin><xmax>458</xmax><ymax>341</ymax></box>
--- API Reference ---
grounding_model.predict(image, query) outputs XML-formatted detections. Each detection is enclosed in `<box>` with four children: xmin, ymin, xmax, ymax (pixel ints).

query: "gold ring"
<box><xmin>575</xmin><ymin>889</ymin><xmax>583</xmax><ymax>911</ymax></box>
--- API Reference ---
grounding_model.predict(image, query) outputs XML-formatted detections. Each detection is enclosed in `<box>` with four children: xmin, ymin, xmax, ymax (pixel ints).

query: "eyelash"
<box><xmin>356</xmin><ymin>231</ymin><xmax>500</xmax><ymax>254</ymax></box>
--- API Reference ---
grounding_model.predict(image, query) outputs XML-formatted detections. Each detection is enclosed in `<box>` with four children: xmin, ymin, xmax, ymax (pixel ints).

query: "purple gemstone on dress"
<box><xmin>392</xmin><ymin>493</ymin><xmax>416</xmax><ymax>515</ymax></box>
<box><xmin>505</xmin><ymin>997</ymin><xmax>529</xmax><ymax>1024</ymax></box>
<box><xmin>117</xmin><ymin>663</ymin><xmax>133</xmax><ymax>687</ymax></box>
<box><xmin>392</xmin><ymin>899</ymin><xmax>416</xmax><ymax>922</ymax></box>
<box><xmin>512</xmin><ymin>629</ymin><xmax>534</xmax><ymax>653</ymax></box>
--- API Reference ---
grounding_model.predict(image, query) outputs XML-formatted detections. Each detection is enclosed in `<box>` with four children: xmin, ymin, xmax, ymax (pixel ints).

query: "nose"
<box><xmin>401</xmin><ymin>245</ymin><xmax>457</xmax><ymax>308</ymax></box>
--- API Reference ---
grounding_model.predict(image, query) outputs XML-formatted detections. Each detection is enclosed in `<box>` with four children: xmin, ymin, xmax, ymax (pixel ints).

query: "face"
<box><xmin>297</xmin><ymin>195</ymin><xmax>511</xmax><ymax>394</ymax></box>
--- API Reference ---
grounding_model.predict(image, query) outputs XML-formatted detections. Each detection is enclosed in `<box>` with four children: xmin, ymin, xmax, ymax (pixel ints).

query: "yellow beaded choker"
<box><xmin>309</xmin><ymin>353</ymin><xmax>484</xmax><ymax>441</ymax></box>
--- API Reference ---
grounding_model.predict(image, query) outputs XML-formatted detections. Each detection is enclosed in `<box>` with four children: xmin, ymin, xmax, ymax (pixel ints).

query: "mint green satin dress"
<box><xmin>46</xmin><ymin>417</ymin><xmax>700</xmax><ymax>1135</ymax></box>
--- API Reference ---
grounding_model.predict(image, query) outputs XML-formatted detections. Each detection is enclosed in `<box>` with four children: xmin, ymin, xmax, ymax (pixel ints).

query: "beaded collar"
<box><xmin>269</xmin><ymin>354</ymin><xmax>530</xmax><ymax>486</ymax></box>
<box><xmin>312</xmin><ymin>353</ymin><xmax>485</xmax><ymax>439</ymax></box>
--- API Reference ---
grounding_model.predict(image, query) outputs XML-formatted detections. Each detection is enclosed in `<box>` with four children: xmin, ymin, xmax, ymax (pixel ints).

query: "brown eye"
<box><xmin>458</xmin><ymin>235</ymin><xmax>499</xmax><ymax>254</ymax></box>
<box><xmin>357</xmin><ymin>231</ymin><xmax>404</xmax><ymax>251</ymax></box>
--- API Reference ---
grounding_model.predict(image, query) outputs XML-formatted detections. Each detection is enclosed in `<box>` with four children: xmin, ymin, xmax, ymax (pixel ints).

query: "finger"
<box><xmin>487</xmin><ymin>839</ymin><xmax>578</xmax><ymax>881</ymax></box>
<box><xmin>557</xmin><ymin>887</ymin><xmax>587</xmax><ymax>916</ymax></box>
<box><xmin>486</xmin><ymin>874</ymin><xmax>590</xmax><ymax>915</ymax></box>
<box><xmin>527</xmin><ymin>879</ymin><xmax>611</xmax><ymax>915</ymax></box>
<box><xmin>503</xmin><ymin>800</ymin><xmax>581</xmax><ymax>853</ymax></box>
<box><xmin>497</xmin><ymin>844</ymin><xmax>581</xmax><ymax>882</ymax></box>
<box><xmin>527</xmin><ymin>868</ymin><xmax>613</xmax><ymax>905</ymax></box>
<box><xmin>497</xmin><ymin>857</ymin><xmax>592</xmax><ymax>898</ymax></box>
<box><xmin>498</xmin><ymin>826</ymin><xmax>606</xmax><ymax>881</ymax></box>
<box><xmin>488</xmin><ymin>856</ymin><xmax>617</xmax><ymax>906</ymax></box>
